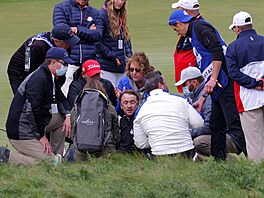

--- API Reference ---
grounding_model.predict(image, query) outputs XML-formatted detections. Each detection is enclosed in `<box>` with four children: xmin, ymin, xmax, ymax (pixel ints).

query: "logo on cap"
<box><xmin>88</xmin><ymin>64</ymin><xmax>100</xmax><ymax>70</ymax></box>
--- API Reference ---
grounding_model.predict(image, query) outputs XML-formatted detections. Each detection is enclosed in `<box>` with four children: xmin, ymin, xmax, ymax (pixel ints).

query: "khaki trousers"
<box><xmin>240</xmin><ymin>106</ymin><xmax>264</xmax><ymax>164</ymax></box>
<box><xmin>194</xmin><ymin>134</ymin><xmax>239</xmax><ymax>158</ymax></box>
<box><xmin>9</xmin><ymin>113</ymin><xmax>65</xmax><ymax>165</ymax></box>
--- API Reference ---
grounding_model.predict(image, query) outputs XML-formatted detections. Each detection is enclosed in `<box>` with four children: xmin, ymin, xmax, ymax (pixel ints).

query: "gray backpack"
<box><xmin>74</xmin><ymin>88</ymin><xmax>108</xmax><ymax>153</ymax></box>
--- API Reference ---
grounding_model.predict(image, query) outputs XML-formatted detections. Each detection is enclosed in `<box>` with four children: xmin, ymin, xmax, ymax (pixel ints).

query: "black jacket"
<box><xmin>6</xmin><ymin>64</ymin><xmax>71</xmax><ymax>140</ymax></box>
<box><xmin>118</xmin><ymin>115</ymin><xmax>136</xmax><ymax>153</ymax></box>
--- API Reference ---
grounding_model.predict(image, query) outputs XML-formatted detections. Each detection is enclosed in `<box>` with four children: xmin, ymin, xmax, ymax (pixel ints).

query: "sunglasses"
<box><xmin>129</xmin><ymin>68</ymin><xmax>141</xmax><ymax>73</ymax></box>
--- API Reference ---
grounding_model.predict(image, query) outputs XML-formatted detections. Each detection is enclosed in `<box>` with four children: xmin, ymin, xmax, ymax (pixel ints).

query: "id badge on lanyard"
<box><xmin>51</xmin><ymin>74</ymin><xmax>58</xmax><ymax>114</ymax></box>
<box><xmin>118</xmin><ymin>39</ymin><xmax>123</xmax><ymax>50</ymax></box>
<box><xmin>118</xmin><ymin>17</ymin><xmax>124</xmax><ymax>50</ymax></box>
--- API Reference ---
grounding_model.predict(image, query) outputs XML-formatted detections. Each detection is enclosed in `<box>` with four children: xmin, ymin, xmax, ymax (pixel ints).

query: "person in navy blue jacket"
<box><xmin>226</xmin><ymin>11</ymin><xmax>264</xmax><ymax>164</ymax></box>
<box><xmin>53</xmin><ymin>0</ymin><xmax>103</xmax><ymax>96</ymax></box>
<box><xmin>2</xmin><ymin>48</ymin><xmax>73</xmax><ymax>165</ymax></box>
<box><xmin>97</xmin><ymin>0</ymin><xmax>132</xmax><ymax>87</ymax></box>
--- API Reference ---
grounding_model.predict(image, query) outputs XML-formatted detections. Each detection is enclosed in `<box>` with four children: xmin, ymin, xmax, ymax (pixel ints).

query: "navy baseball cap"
<box><xmin>51</xmin><ymin>24</ymin><xmax>80</xmax><ymax>46</ymax></box>
<box><xmin>46</xmin><ymin>47</ymin><xmax>75</xmax><ymax>64</ymax></box>
<box><xmin>168</xmin><ymin>10</ymin><xmax>195</xmax><ymax>26</ymax></box>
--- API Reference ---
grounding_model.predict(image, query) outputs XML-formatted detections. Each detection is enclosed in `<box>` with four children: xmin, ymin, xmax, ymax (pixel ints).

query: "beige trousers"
<box><xmin>240</xmin><ymin>106</ymin><xmax>264</xmax><ymax>164</ymax></box>
<box><xmin>8</xmin><ymin>113</ymin><xmax>65</xmax><ymax>165</ymax></box>
<box><xmin>193</xmin><ymin>134</ymin><xmax>239</xmax><ymax>158</ymax></box>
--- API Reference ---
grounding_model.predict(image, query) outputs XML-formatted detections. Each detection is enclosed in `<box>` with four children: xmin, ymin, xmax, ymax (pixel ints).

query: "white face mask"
<box><xmin>182</xmin><ymin>86</ymin><xmax>191</xmax><ymax>97</ymax></box>
<box><xmin>182</xmin><ymin>81</ymin><xmax>195</xmax><ymax>97</ymax></box>
<box><xmin>56</xmin><ymin>65</ymin><xmax>68</xmax><ymax>76</ymax></box>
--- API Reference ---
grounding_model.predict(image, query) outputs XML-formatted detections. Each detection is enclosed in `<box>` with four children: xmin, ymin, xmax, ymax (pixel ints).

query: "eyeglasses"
<box><xmin>232</xmin><ymin>26</ymin><xmax>237</xmax><ymax>32</ymax></box>
<box><xmin>129</xmin><ymin>68</ymin><xmax>141</xmax><ymax>73</ymax></box>
<box><xmin>56</xmin><ymin>60</ymin><xmax>68</xmax><ymax>66</ymax></box>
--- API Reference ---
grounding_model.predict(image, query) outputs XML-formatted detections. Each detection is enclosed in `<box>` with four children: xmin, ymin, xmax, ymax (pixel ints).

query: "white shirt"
<box><xmin>133</xmin><ymin>89</ymin><xmax>204</xmax><ymax>155</ymax></box>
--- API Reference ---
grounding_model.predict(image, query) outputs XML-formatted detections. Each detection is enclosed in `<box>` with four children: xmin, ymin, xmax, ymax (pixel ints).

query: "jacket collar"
<box><xmin>237</xmin><ymin>29</ymin><xmax>257</xmax><ymax>39</ymax></box>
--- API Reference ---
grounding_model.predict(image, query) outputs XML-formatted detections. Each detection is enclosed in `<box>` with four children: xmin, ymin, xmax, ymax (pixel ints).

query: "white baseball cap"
<box><xmin>171</xmin><ymin>0</ymin><xmax>200</xmax><ymax>10</ymax></box>
<box><xmin>174</xmin><ymin>67</ymin><xmax>202</xmax><ymax>86</ymax></box>
<box><xmin>229</xmin><ymin>11</ymin><xmax>252</xmax><ymax>30</ymax></box>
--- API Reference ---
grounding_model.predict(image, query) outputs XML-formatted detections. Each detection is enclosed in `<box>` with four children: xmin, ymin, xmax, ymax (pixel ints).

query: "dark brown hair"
<box><xmin>120</xmin><ymin>89</ymin><xmax>139</xmax><ymax>102</ymax></box>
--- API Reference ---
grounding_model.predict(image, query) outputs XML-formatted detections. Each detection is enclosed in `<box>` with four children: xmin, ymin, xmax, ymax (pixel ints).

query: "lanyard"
<box><xmin>118</xmin><ymin>17</ymin><xmax>123</xmax><ymax>37</ymax></box>
<box><xmin>52</xmin><ymin>74</ymin><xmax>56</xmax><ymax>104</ymax></box>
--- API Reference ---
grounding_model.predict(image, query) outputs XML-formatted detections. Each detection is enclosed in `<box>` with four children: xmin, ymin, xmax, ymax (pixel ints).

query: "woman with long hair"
<box><xmin>74</xmin><ymin>78</ymin><xmax>120</xmax><ymax>162</ymax></box>
<box><xmin>97</xmin><ymin>0</ymin><xmax>132</xmax><ymax>87</ymax></box>
<box><xmin>115</xmin><ymin>51</ymin><xmax>155</xmax><ymax>115</ymax></box>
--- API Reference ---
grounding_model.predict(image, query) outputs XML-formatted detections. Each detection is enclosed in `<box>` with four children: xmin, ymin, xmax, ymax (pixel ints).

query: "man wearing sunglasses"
<box><xmin>1</xmin><ymin>47</ymin><xmax>74</xmax><ymax>165</ymax></box>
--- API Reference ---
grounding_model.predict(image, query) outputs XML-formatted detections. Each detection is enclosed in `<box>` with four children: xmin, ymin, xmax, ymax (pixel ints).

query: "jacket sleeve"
<box><xmin>97</xmin><ymin>41</ymin><xmax>117</xmax><ymax>61</ymax></box>
<box><xmin>187</xmin><ymin>102</ymin><xmax>204</xmax><ymax>129</ymax></box>
<box><xmin>194</xmin><ymin>23</ymin><xmax>224</xmax><ymax>61</ymax></box>
<box><xmin>124</xmin><ymin>39</ymin><xmax>133</xmax><ymax>59</ymax></box>
<box><xmin>133</xmin><ymin>116</ymin><xmax>150</xmax><ymax>149</ymax></box>
<box><xmin>105</xmin><ymin>81</ymin><xmax>117</xmax><ymax>107</ymax></box>
<box><xmin>108</xmin><ymin>104</ymin><xmax>120</xmax><ymax>144</ymax></box>
<box><xmin>115</xmin><ymin>78</ymin><xmax>129</xmax><ymax>116</ymax></box>
<box><xmin>96</xmin><ymin>14</ymin><xmax>117</xmax><ymax>60</ymax></box>
<box><xmin>67</xmin><ymin>80</ymin><xmax>83</xmax><ymax>109</ymax></box>
<box><xmin>30</xmin><ymin>44</ymin><xmax>48</xmax><ymax>73</ymax></box>
<box><xmin>52</xmin><ymin>4</ymin><xmax>68</xmax><ymax>26</ymax></box>
<box><xmin>226</xmin><ymin>46</ymin><xmax>257</xmax><ymax>88</ymax></box>
<box><xmin>77</xmin><ymin>13</ymin><xmax>102</xmax><ymax>42</ymax></box>
<box><xmin>191</xmin><ymin>97</ymin><xmax>211</xmax><ymax>138</ymax></box>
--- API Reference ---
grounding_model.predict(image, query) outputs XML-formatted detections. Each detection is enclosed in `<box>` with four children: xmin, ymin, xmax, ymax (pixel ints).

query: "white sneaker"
<box><xmin>53</xmin><ymin>154</ymin><xmax>62</xmax><ymax>167</ymax></box>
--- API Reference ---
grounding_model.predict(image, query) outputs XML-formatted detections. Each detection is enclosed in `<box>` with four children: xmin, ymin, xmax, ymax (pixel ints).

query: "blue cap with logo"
<box><xmin>168</xmin><ymin>10</ymin><xmax>195</xmax><ymax>26</ymax></box>
<box><xmin>46</xmin><ymin>47</ymin><xmax>74</xmax><ymax>64</ymax></box>
<box><xmin>51</xmin><ymin>24</ymin><xmax>80</xmax><ymax>46</ymax></box>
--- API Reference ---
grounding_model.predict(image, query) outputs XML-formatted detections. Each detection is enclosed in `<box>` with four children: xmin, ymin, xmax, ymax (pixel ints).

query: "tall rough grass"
<box><xmin>0</xmin><ymin>153</ymin><xmax>264</xmax><ymax>197</ymax></box>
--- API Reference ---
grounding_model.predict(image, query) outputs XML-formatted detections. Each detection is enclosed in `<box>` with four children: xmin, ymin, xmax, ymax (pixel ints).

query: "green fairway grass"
<box><xmin>1</xmin><ymin>0</ymin><xmax>264</xmax><ymax>135</ymax></box>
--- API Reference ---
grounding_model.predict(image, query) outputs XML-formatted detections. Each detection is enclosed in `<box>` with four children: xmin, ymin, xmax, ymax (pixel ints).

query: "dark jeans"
<box><xmin>210</xmin><ymin>79</ymin><xmax>247</xmax><ymax>160</ymax></box>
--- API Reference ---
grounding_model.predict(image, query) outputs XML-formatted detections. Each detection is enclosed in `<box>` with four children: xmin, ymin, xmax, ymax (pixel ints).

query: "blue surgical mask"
<box><xmin>182</xmin><ymin>86</ymin><xmax>191</xmax><ymax>97</ymax></box>
<box><xmin>56</xmin><ymin>65</ymin><xmax>67</xmax><ymax>76</ymax></box>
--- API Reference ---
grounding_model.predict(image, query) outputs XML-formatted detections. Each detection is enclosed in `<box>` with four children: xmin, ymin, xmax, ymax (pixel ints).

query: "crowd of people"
<box><xmin>0</xmin><ymin>0</ymin><xmax>263</xmax><ymax>165</ymax></box>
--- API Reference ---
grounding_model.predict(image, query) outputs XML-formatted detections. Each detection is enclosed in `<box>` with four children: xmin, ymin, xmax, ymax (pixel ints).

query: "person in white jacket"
<box><xmin>133</xmin><ymin>71</ymin><xmax>204</xmax><ymax>158</ymax></box>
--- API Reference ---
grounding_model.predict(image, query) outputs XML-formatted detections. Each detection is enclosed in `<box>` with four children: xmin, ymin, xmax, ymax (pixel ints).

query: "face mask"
<box><xmin>182</xmin><ymin>86</ymin><xmax>191</xmax><ymax>97</ymax></box>
<box><xmin>56</xmin><ymin>65</ymin><xmax>68</xmax><ymax>76</ymax></box>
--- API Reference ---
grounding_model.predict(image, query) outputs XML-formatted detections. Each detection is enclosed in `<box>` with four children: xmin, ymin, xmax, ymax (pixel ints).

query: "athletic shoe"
<box><xmin>0</xmin><ymin>146</ymin><xmax>9</xmax><ymax>163</ymax></box>
<box><xmin>53</xmin><ymin>154</ymin><xmax>62</xmax><ymax>167</ymax></box>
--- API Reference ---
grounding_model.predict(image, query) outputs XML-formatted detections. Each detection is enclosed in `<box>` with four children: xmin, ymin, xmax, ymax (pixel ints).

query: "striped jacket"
<box><xmin>226</xmin><ymin>29</ymin><xmax>264</xmax><ymax>112</ymax></box>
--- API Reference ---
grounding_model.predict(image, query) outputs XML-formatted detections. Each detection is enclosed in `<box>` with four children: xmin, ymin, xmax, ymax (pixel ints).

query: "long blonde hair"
<box><xmin>106</xmin><ymin>0</ymin><xmax>130</xmax><ymax>41</ymax></box>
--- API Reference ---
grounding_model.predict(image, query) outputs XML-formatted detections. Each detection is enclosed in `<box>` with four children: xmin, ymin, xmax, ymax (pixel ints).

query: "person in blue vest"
<box><xmin>168</xmin><ymin>10</ymin><xmax>247</xmax><ymax>160</ymax></box>
<box><xmin>7</xmin><ymin>24</ymin><xmax>80</xmax><ymax>95</ymax></box>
